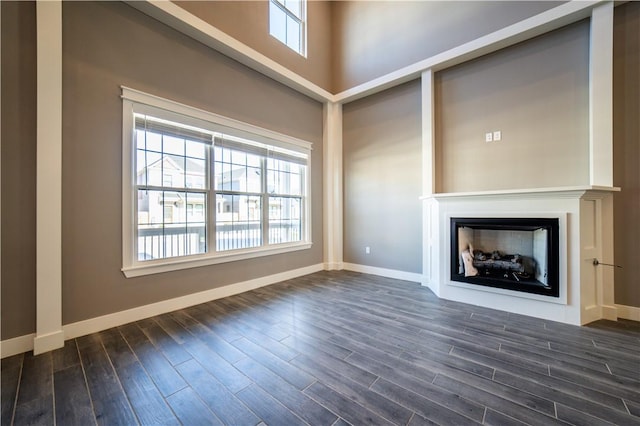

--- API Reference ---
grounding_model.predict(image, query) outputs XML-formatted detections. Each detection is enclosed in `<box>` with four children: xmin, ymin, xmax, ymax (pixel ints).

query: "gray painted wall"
<box><xmin>434</xmin><ymin>20</ymin><xmax>590</xmax><ymax>193</ymax></box>
<box><xmin>1</xmin><ymin>1</ymin><xmax>37</xmax><ymax>340</ymax></box>
<box><xmin>2</xmin><ymin>2</ymin><xmax>637</xmax><ymax>342</ymax></box>
<box><xmin>175</xmin><ymin>1</ymin><xmax>334</xmax><ymax>92</ymax></box>
<box><xmin>613</xmin><ymin>2</ymin><xmax>640</xmax><ymax>308</ymax></box>
<box><xmin>176</xmin><ymin>1</ymin><xmax>564</xmax><ymax>94</ymax></box>
<box><xmin>343</xmin><ymin>80</ymin><xmax>422</xmax><ymax>273</ymax></box>
<box><xmin>59</xmin><ymin>1</ymin><xmax>323</xmax><ymax>326</ymax></box>
<box><xmin>0</xmin><ymin>1</ymin><xmax>324</xmax><ymax>339</ymax></box>
<box><xmin>332</xmin><ymin>1</ymin><xmax>564</xmax><ymax>92</ymax></box>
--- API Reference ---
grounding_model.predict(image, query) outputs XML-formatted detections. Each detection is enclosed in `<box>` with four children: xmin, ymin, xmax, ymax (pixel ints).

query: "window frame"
<box><xmin>121</xmin><ymin>87</ymin><xmax>312</xmax><ymax>278</ymax></box>
<box><xmin>269</xmin><ymin>0</ymin><xmax>307</xmax><ymax>57</ymax></box>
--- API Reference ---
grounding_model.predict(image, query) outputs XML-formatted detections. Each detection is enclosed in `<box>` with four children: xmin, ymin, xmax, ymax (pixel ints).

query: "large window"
<box><xmin>269</xmin><ymin>0</ymin><xmax>306</xmax><ymax>56</ymax></box>
<box><xmin>122</xmin><ymin>88</ymin><xmax>312</xmax><ymax>277</ymax></box>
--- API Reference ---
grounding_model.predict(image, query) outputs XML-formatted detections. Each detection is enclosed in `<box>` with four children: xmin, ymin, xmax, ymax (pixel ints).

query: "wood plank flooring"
<box><xmin>2</xmin><ymin>270</ymin><xmax>639</xmax><ymax>425</ymax></box>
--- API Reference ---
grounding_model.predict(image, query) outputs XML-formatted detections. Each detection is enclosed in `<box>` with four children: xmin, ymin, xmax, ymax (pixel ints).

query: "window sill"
<box><xmin>122</xmin><ymin>242</ymin><xmax>313</xmax><ymax>278</ymax></box>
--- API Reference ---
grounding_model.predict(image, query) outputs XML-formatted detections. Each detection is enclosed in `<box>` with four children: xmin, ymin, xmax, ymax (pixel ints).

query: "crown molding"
<box><xmin>126</xmin><ymin>1</ymin><xmax>604</xmax><ymax>104</ymax></box>
<box><xmin>125</xmin><ymin>1</ymin><xmax>335</xmax><ymax>103</ymax></box>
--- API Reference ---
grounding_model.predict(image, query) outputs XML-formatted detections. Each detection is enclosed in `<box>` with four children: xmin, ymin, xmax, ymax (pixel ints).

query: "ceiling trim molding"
<box><xmin>335</xmin><ymin>0</ymin><xmax>603</xmax><ymax>103</ymax></box>
<box><xmin>125</xmin><ymin>0</ymin><xmax>335</xmax><ymax>103</ymax></box>
<box><xmin>126</xmin><ymin>0</ymin><xmax>605</xmax><ymax>104</ymax></box>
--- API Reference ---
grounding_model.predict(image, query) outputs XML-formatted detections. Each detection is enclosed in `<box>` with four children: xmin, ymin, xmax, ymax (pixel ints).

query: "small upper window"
<box><xmin>269</xmin><ymin>0</ymin><xmax>306</xmax><ymax>56</ymax></box>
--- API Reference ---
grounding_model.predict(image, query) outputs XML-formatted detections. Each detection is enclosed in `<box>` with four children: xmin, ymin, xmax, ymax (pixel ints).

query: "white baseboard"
<box><xmin>63</xmin><ymin>263</ymin><xmax>324</xmax><ymax>340</ymax></box>
<box><xmin>33</xmin><ymin>330</ymin><xmax>65</xmax><ymax>355</ymax></box>
<box><xmin>601</xmin><ymin>304</ymin><xmax>618</xmax><ymax>322</ymax></box>
<box><xmin>323</xmin><ymin>261</ymin><xmax>344</xmax><ymax>271</ymax></box>
<box><xmin>0</xmin><ymin>334</ymin><xmax>36</xmax><ymax>359</ymax></box>
<box><xmin>1</xmin><ymin>263</ymin><xmax>324</xmax><ymax>358</ymax></box>
<box><xmin>343</xmin><ymin>263</ymin><xmax>423</xmax><ymax>283</ymax></box>
<box><xmin>616</xmin><ymin>304</ymin><xmax>640</xmax><ymax>322</ymax></box>
<box><xmin>3</xmin><ymin>266</ymin><xmax>636</xmax><ymax>359</ymax></box>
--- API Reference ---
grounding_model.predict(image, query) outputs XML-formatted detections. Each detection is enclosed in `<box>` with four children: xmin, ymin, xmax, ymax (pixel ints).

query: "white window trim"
<box><xmin>121</xmin><ymin>86</ymin><xmax>312</xmax><ymax>278</ymax></box>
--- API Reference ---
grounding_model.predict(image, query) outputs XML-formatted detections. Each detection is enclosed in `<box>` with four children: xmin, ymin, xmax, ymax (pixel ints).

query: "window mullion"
<box><xmin>209</xmin><ymin>144</ymin><xmax>216</xmax><ymax>254</ymax></box>
<box><xmin>160</xmin><ymin>135</ymin><xmax>166</xmax><ymax>260</ymax></box>
<box><xmin>261</xmin><ymin>157</ymin><xmax>269</xmax><ymax>247</ymax></box>
<box><xmin>215</xmin><ymin>190</ymin><xmax>264</xmax><ymax>197</ymax></box>
<box><xmin>302</xmin><ymin>166</ymin><xmax>308</xmax><ymax>241</ymax></box>
<box><xmin>132</xmin><ymin>128</ymin><xmax>139</xmax><ymax>261</ymax></box>
<box><xmin>135</xmin><ymin>185</ymin><xmax>208</xmax><ymax>194</ymax></box>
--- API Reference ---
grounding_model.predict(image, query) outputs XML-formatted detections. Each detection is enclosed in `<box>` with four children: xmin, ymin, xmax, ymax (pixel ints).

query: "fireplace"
<box><xmin>424</xmin><ymin>189</ymin><xmax>615</xmax><ymax>325</ymax></box>
<box><xmin>450</xmin><ymin>217</ymin><xmax>560</xmax><ymax>297</ymax></box>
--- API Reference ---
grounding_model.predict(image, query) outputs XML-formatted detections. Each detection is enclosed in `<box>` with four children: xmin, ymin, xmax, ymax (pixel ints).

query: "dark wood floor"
<box><xmin>2</xmin><ymin>271</ymin><xmax>640</xmax><ymax>425</ymax></box>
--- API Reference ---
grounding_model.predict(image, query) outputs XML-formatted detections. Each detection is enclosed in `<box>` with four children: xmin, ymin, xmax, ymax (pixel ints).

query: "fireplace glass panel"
<box><xmin>451</xmin><ymin>218</ymin><xmax>559</xmax><ymax>297</ymax></box>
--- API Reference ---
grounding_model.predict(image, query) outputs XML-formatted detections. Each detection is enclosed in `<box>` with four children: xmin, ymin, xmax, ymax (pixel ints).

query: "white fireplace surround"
<box><xmin>421</xmin><ymin>188</ymin><xmax>617</xmax><ymax>325</ymax></box>
<box><xmin>416</xmin><ymin>4</ymin><xmax>621</xmax><ymax>325</ymax></box>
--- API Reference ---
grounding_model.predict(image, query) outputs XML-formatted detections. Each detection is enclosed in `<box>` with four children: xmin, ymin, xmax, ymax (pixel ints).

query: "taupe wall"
<box><xmin>613</xmin><ymin>1</ymin><xmax>640</xmax><ymax>308</ymax></box>
<box><xmin>332</xmin><ymin>1</ymin><xmax>563</xmax><ymax>92</ymax></box>
<box><xmin>1</xmin><ymin>1</ymin><xmax>37</xmax><ymax>339</ymax></box>
<box><xmin>175</xmin><ymin>1</ymin><xmax>564</xmax><ymax>94</ymax></box>
<box><xmin>343</xmin><ymin>80</ymin><xmax>422</xmax><ymax>273</ymax></box>
<box><xmin>434</xmin><ymin>21</ymin><xmax>590</xmax><ymax>193</ymax></box>
<box><xmin>2</xmin><ymin>1</ymin><xmax>637</xmax><ymax>342</ymax></box>
<box><xmin>175</xmin><ymin>1</ymin><xmax>333</xmax><ymax>92</ymax></box>
<box><xmin>0</xmin><ymin>0</ymin><xmax>325</xmax><ymax>340</ymax></box>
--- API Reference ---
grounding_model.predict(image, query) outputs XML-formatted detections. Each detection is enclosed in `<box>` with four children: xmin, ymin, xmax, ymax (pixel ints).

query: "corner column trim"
<box><xmin>34</xmin><ymin>0</ymin><xmax>64</xmax><ymax>354</ymax></box>
<box><xmin>421</xmin><ymin>69</ymin><xmax>438</xmax><ymax>291</ymax></box>
<box><xmin>323</xmin><ymin>102</ymin><xmax>343</xmax><ymax>270</ymax></box>
<box><xmin>589</xmin><ymin>2</ymin><xmax>614</xmax><ymax>187</ymax></box>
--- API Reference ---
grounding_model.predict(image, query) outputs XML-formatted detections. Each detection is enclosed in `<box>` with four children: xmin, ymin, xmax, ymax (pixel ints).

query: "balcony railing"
<box><xmin>137</xmin><ymin>223</ymin><xmax>300</xmax><ymax>260</ymax></box>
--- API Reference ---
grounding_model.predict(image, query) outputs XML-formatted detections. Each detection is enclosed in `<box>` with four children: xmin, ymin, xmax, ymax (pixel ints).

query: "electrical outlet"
<box><xmin>485</xmin><ymin>132</ymin><xmax>493</xmax><ymax>143</ymax></box>
<box><xmin>493</xmin><ymin>130</ymin><xmax>502</xmax><ymax>141</ymax></box>
<box><xmin>365</xmin><ymin>246</ymin><xmax>371</xmax><ymax>254</ymax></box>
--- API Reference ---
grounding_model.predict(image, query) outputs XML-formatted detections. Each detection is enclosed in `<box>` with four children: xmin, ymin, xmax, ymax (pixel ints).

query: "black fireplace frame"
<box><xmin>450</xmin><ymin>217</ymin><xmax>560</xmax><ymax>297</ymax></box>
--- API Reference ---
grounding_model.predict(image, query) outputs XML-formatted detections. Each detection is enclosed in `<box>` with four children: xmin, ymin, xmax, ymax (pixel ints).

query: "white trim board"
<box><xmin>126</xmin><ymin>1</ymin><xmax>603</xmax><ymax>104</ymax></box>
<box><xmin>64</xmin><ymin>263</ymin><xmax>323</xmax><ymax>339</ymax></box>
<box><xmin>0</xmin><ymin>263</ymin><xmax>324</xmax><ymax>359</ymax></box>
<box><xmin>323</xmin><ymin>102</ymin><xmax>344</xmax><ymax>270</ymax></box>
<box><xmin>35</xmin><ymin>0</ymin><xmax>64</xmax><ymax>356</ymax></box>
<box><xmin>343</xmin><ymin>263</ymin><xmax>423</xmax><ymax>284</ymax></box>
<box><xmin>3</xmin><ymin>266</ymin><xmax>636</xmax><ymax>358</ymax></box>
<box><xmin>335</xmin><ymin>0</ymin><xmax>601</xmax><ymax>103</ymax></box>
<box><xmin>0</xmin><ymin>334</ymin><xmax>36</xmax><ymax>360</ymax></box>
<box><xmin>121</xmin><ymin>87</ymin><xmax>315</xmax><ymax>151</ymax></box>
<box><xmin>124</xmin><ymin>1</ymin><xmax>332</xmax><ymax>103</ymax></box>
<box><xmin>616</xmin><ymin>304</ymin><xmax>640</xmax><ymax>322</ymax></box>
<box><xmin>589</xmin><ymin>2</ymin><xmax>614</xmax><ymax>187</ymax></box>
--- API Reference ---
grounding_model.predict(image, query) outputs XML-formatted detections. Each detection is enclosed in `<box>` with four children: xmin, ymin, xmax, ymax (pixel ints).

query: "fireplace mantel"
<box><xmin>421</xmin><ymin>189</ymin><xmax>617</xmax><ymax>325</ymax></box>
<box><xmin>421</xmin><ymin>185</ymin><xmax>620</xmax><ymax>201</ymax></box>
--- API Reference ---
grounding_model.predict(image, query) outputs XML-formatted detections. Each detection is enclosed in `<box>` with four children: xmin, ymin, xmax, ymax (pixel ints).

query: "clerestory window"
<box><xmin>122</xmin><ymin>87</ymin><xmax>312</xmax><ymax>277</ymax></box>
<box><xmin>269</xmin><ymin>0</ymin><xmax>306</xmax><ymax>56</ymax></box>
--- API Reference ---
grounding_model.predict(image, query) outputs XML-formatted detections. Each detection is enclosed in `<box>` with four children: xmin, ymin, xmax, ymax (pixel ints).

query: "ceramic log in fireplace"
<box><xmin>450</xmin><ymin>217</ymin><xmax>560</xmax><ymax>297</ymax></box>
